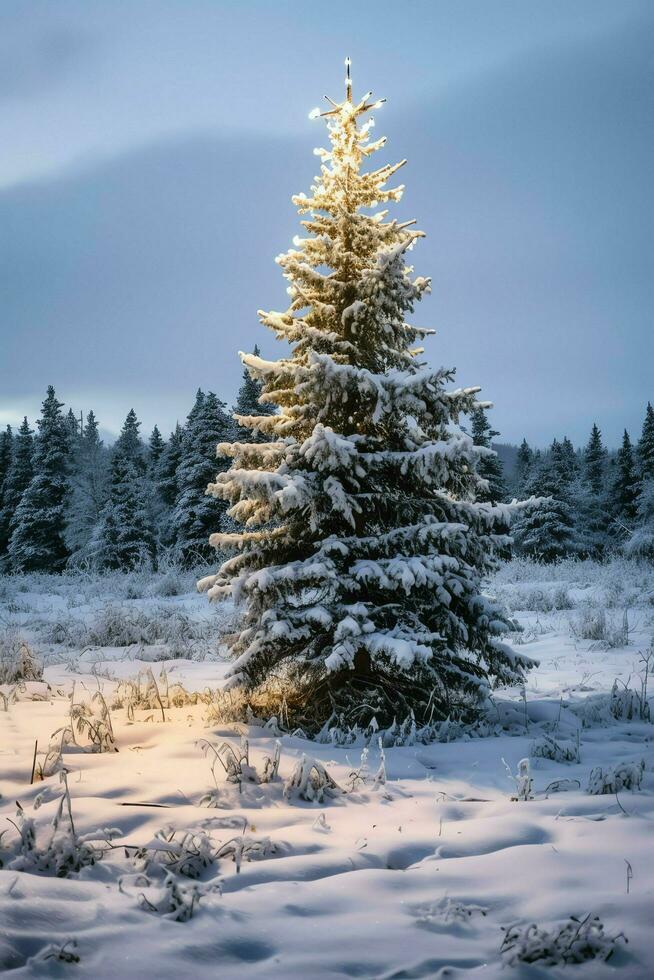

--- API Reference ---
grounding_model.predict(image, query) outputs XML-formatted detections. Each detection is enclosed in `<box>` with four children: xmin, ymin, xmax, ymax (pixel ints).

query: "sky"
<box><xmin>0</xmin><ymin>0</ymin><xmax>652</xmax><ymax>447</ymax></box>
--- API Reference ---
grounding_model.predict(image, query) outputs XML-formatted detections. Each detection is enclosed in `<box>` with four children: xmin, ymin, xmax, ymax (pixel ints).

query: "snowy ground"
<box><xmin>1</xmin><ymin>560</ymin><xmax>653</xmax><ymax>978</ymax></box>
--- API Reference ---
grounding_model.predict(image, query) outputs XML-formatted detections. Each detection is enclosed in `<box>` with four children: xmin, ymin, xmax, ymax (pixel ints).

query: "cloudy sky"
<box><xmin>1</xmin><ymin>0</ymin><xmax>651</xmax><ymax>447</ymax></box>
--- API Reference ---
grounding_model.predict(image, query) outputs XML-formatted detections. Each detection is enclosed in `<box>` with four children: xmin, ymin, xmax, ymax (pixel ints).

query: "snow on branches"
<box><xmin>201</xmin><ymin>63</ymin><xmax>534</xmax><ymax>730</ymax></box>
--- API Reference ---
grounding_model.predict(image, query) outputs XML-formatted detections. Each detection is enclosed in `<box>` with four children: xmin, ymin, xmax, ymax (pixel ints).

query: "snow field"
<box><xmin>1</xmin><ymin>559</ymin><xmax>653</xmax><ymax>977</ymax></box>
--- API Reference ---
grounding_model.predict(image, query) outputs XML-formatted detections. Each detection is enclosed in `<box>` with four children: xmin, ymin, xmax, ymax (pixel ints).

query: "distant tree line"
<box><xmin>0</xmin><ymin>386</ymin><xmax>651</xmax><ymax>573</ymax></box>
<box><xmin>471</xmin><ymin>403</ymin><xmax>654</xmax><ymax>561</ymax></box>
<box><xmin>0</xmin><ymin>348</ymin><xmax>275</xmax><ymax>573</ymax></box>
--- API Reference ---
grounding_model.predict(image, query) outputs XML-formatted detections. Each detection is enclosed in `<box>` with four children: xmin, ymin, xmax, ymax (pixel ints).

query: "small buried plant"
<box><xmin>121</xmin><ymin>871</ymin><xmax>220</xmax><ymax>922</ymax></box>
<box><xmin>530</xmin><ymin>732</ymin><xmax>580</xmax><ymax>764</ymax></box>
<box><xmin>0</xmin><ymin>632</ymin><xmax>42</xmax><ymax>684</ymax></box>
<box><xmin>53</xmin><ymin>685</ymin><xmax>117</xmax><ymax>754</ymax></box>
<box><xmin>127</xmin><ymin>827</ymin><xmax>216</xmax><ymax>879</ymax></box>
<box><xmin>587</xmin><ymin>759</ymin><xmax>644</xmax><ymax>795</ymax></box>
<box><xmin>500</xmin><ymin>914</ymin><xmax>627</xmax><ymax>966</ymax></box>
<box><xmin>283</xmin><ymin>755</ymin><xmax>342</xmax><ymax>803</ymax></box>
<box><xmin>215</xmin><ymin>834</ymin><xmax>276</xmax><ymax>873</ymax></box>
<box><xmin>8</xmin><ymin>771</ymin><xmax>121</xmax><ymax>877</ymax></box>
<box><xmin>197</xmin><ymin>737</ymin><xmax>281</xmax><ymax>805</ymax></box>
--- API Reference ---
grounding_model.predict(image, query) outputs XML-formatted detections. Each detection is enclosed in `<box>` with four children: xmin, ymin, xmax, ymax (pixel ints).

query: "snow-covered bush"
<box><xmin>0</xmin><ymin>631</ymin><xmax>42</xmax><ymax>683</ymax></box>
<box><xmin>128</xmin><ymin>872</ymin><xmax>219</xmax><ymax>921</ymax></box>
<box><xmin>530</xmin><ymin>732</ymin><xmax>580</xmax><ymax>764</ymax></box>
<box><xmin>215</xmin><ymin>834</ymin><xmax>276</xmax><ymax>873</ymax></box>
<box><xmin>500</xmin><ymin>914</ymin><xmax>626</xmax><ymax>966</ymax></box>
<box><xmin>8</xmin><ymin>773</ymin><xmax>121</xmax><ymax>877</ymax></box>
<box><xmin>414</xmin><ymin>897</ymin><xmax>487</xmax><ymax>928</ymax></box>
<box><xmin>128</xmin><ymin>827</ymin><xmax>216</xmax><ymax>879</ymax></box>
<box><xmin>53</xmin><ymin>688</ymin><xmax>117</xmax><ymax>753</ymax></box>
<box><xmin>283</xmin><ymin>755</ymin><xmax>341</xmax><ymax>803</ymax></box>
<box><xmin>587</xmin><ymin>759</ymin><xmax>644</xmax><ymax>795</ymax></box>
<box><xmin>570</xmin><ymin>603</ymin><xmax>629</xmax><ymax>648</ymax></box>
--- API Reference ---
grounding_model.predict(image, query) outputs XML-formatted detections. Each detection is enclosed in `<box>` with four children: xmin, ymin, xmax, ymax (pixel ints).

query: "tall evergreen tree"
<box><xmin>200</xmin><ymin>66</ymin><xmax>534</xmax><ymax>730</ymax></box>
<box><xmin>171</xmin><ymin>391</ymin><xmax>233</xmax><ymax>565</ymax></box>
<box><xmin>0</xmin><ymin>425</ymin><xmax>15</xmax><ymax>561</ymax></box>
<box><xmin>577</xmin><ymin>423</ymin><xmax>609</xmax><ymax>557</ymax></box>
<box><xmin>0</xmin><ymin>426</ymin><xmax>12</xmax><ymax>491</ymax></box>
<box><xmin>610</xmin><ymin>430</ymin><xmax>640</xmax><ymax>538</ymax></box>
<box><xmin>512</xmin><ymin>441</ymin><xmax>576</xmax><ymax>561</ymax></box>
<box><xmin>0</xmin><ymin>418</ymin><xmax>34</xmax><ymax>563</ymax></box>
<box><xmin>233</xmin><ymin>345</ymin><xmax>276</xmax><ymax>441</ymax></box>
<box><xmin>148</xmin><ymin>426</ymin><xmax>165</xmax><ymax>469</ymax></box>
<box><xmin>158</xmin><ymin>424</ymin><xmax>184</xmax><ymax>509</ymax></box>
<box><xmin>637</xmin><ymin>402</ymin><xmax>654</xmax><ymax>480</ymax></box>
<box><xmin>94</xmin><ymin>410</ymin><xmax>154</xmax><ymax>570</ymax></box>
<box><xmin>469</xmin><ymin>407</ymin><xmax>506</xmax><ymax>503</ymax></box>
<box><xmin>8</xmin><ymin>387</ymin><xmax>70</xmax><ymax>572</ymax></box>
<box><xmin>514</xmin><ymin>438</ymin><xmax>533</xmax><ymax>496</ymax></box>
<box><xmin>66</xmin><ymin>411</ymin><xmax>109</xmax><ymax>563</ymax></box>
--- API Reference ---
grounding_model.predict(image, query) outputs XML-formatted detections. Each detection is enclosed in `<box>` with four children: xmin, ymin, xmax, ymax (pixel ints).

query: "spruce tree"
<box><xmin>158</xmin><ymin>424</ymin><xmax>184</xmax><ymax>509</ymax></box>
<box><xmin>233</xmin><ymin>345</ymin><xmax>276</xmax><ymax>441</ymax></box>
<box><xmin>611</xmin><ymin>430</ymin><xmax>640</xmax><ymax>537</ymax></box>
<box><xmin>171</xmin><ymin>391</ymin><xmax>233</xmax><ymax>566</ymax></box>
<box><xmin>0</xmin><ymin>425</ymin><xmax>12</xmax><ymax>491</ymax></box>
<box><xmin>470</xmin><ymin>407</ymin><xmax>506</xmax><ymax>503</ymax></box>
<box><xmin>94</xmin><ymin>410</ymin><xmax>154</xmax><ymax>570</ymax></box>
<box><xmin>577</xmin><ymin>423</ymin><xmax>609</xmax><ymax>557</ymax></box>
<box><xmin>156</xmin><ymin>423</ymin><xmax>185</xmax><ymax>548</ymax></box>
<box><xmin>200</xmin><ymin>65</ymin><xmax>534</xmax><ymax>729</ymax></box>
<box><xmin>148</xmin><ymin>426</ymin><xmax>165</xmax><ymax>469</ymax></box>
<box><xmin>8</xmin><ymin>387</ymin><xmax>70</xmax><ymax>572</ymax></box>
<box><xmin>0</xmin><ymin>418</ymin><xmax>34</xmax><ymax>563</ymax></box>
<box><xmin>513</xmin><ymin>441</ymin><xmax>576</xmax><ymax>561</ymax></box>
<box><xmin>66</xmin><ymin>411</ymin><xmax>109</xmax><ymax>563</ymax></box>
<box><xmin>637</xmin><ymin>402</ymin><xmax>654</xmax><ymax>480</ymax></box>
<box><xmin>514</xmin><ymin>439</ymin><xmax>533</xmax><ymax>496</ymax></box>
<box><xmin>0</xmin><ymin>425</ymin><xmax>15</xmax><ymax>561</ymax></box>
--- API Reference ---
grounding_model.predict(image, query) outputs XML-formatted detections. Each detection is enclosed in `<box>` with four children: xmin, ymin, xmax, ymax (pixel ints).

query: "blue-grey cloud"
<box><xmin>0</xmin><ymin>1</ymin><xmax>651</xmax><ymax>447</ymax></box>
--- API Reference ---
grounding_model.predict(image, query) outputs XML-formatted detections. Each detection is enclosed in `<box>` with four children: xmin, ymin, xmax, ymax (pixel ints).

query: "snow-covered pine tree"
<box><xmin>0</xmin><ymin>425</ymin><xmax>14</xmax><ymax>561</ymax></box>
<box><xmin>513</xmin><ymin>440</ymin><xmax>576</xmax><ymax>562</ymax></box>
<box><xmin>200</xmin><ymin>64</ymin><xmax>534</xmax><ymax>730</ymax></box>
<box><xmin>148</xmin><ymin>426</ymin><xmax>165</xmax><ymax>469</ymax></box>
<box><xmin>8</xmin><ymin>387</ymin><xmax>70</xmax><ymax>572</ymax></box>
<box><xmin>577</xmin><ymin>423</ymin><xmax>609</xmax><ymax>557</ymax></box>
<box><xmin>65</xmin><ymin>411</ymin><xmax>109</xmax><ymax>564</ymax></box>
<box><xmin>637</xmin><ymin>402</ymin><xmax>654</xmax><ymax>481</ymax></box>
<box><xmin>514</xmin><ymin>439</ymin><xmax>533</xmax><ymax>497</ymax></box>
<box><xmin>610</xmin><ymin>430</ymin><xmax>640</xmax><ymax>540</ymax></box>
<box><xmin>626</xmin><ymin>405</ymin><xmax>654</xmax><ymax>558</ymax></box>
<box><xmin>171</xmin><ymin>391</ymin><xmax>233</xmax><ymax>566</ymax></box>
<box><xmin>0</xmin><ymin>426</ymin><xmax>12</xmax><ymax>491</ymax></box>
<box><xmin>233</xmin><ymin>345</ymin><xmax>277</xmax><ymax>442</ymax></box>
<box><xmin>158</xmin><ymin>424</ymin><xmax>184</xmax><ymax>509</ymax></box>
<box><xmin>156</xmin><ymin>423</ymin><xmax>185</xmax><ymax>548</ymax></box>
<box><xmin>0</xmin><ymin>418</ymin><xmax>34</xmax><ymax>565</ymax></box>
<box><xmin>94</xmin><ymin>410</ymin><xmax>155</xmax><ymax>570</ymax></box>
<box><xmin>470</xmin><ymin>407</ymin><xmax>506</xmax><ymax>504</ymax></box>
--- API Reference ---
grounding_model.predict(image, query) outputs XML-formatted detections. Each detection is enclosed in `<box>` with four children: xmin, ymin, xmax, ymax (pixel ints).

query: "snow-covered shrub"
<box><xmin>0</xmin><ymin>631</ymin><xmax>42</xmax><ymax>683</ymax></box>
<box><xmin>530</xmin><ymin>733</ymin><xmax>580</xmax><ymax>764</ymax></box>
<box><xmin>414</xmin><ymin>897</ymin><xmax>487</xmax><ymax>928</ymax></box>
<box><xmin>134</xmin><ymin>872</ymin><xmax>219</xmax><ymax>921</ymax></box>
<box><xmin>53</xmin><ymin>688</ymin><xmax>117</xmax><ymax>753</ymax></box>
<box><xmin>128</xmin><ymin>827</ymin><xmax>216</xmax><ymax>879</ymax></box>
<box><xmin>503</xmin><ymin>757</ymin><xmax>533</xmax><ymax>801</ymax></box>
<box><xmin>500</xmin><ymin>914</ymin><xmax>626</xmax><ymax>966</ymax></box>
<box><xmin>215</xmin><ymin>834</ymin><xmax>276</xmax><ymax>873</ymax></box>
<box><xmin>29</xmin><ymin>940</ymin><xmax>80</xmax><ymax>965</ymax></box>
<box><xmin>8</xmin><ymin>772</ymin><xmax>121</xmax><ymax>877</ymax></box>
<box><xmin>283</xmin><ymin>755</ymin><xmax>341</xmax><ymax>803</ymax></box>
<box><xmin>571</xmin><ymin>680</ymin><xmax>651</xmax><ymax>728</ymax></box>
<box><xmin>587</xmin><ymin>759</ymin><xmax>644</xmax><ymax>795</ymax></box>
<box><xmin>197</xmin><ymin>737</ymin><xmax>281</xmax><ymax>806</ymax></box>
